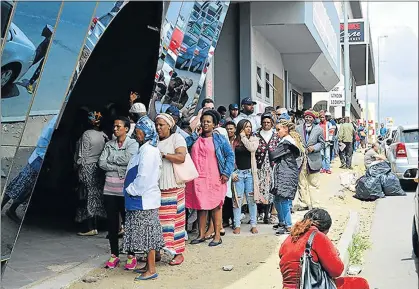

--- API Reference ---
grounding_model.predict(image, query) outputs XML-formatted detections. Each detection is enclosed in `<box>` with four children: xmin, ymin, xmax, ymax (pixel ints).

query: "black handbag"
<box><xmin>298</xmin><ymin>230</ymin><xmax>337</xmax><ymax>289</ymax></box>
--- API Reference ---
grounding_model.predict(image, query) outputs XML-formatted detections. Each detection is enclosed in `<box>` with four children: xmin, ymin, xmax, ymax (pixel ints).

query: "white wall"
<box><xmin>251</xmin><ymin>28</ymin><xmax>285</xmax><ymax>106</ymax></box>
<box><xmin>334</xmin><ymin>1</ymin><xmax>354</xmax><ymax>19</ymax></box>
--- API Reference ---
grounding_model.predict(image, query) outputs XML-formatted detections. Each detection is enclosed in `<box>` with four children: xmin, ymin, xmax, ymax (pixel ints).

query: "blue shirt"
<box><xmin>379</xmin><ymin>127</ymin><xmax>388</xmax><ymax>137</ymax></box>
<box><xmin>28</xmin><ymin>115</ymin><xmax>58</xmax><ymax>165</ymax></box>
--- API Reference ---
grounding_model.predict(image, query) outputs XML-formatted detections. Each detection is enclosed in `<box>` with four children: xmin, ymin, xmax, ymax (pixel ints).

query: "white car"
<box><xmin>386</xmin><ymin>125</ymin><xmax>419</xmax><ymax>185</ymax></box>
<box><xmin>1</xmin><ymin>22</ymin><xmax>36</xmax><ymax>88</ymax></box>
<box><xmin>85</xmin><ymin>12</ymin><xmax>116</xmax><ymax>51</ymax></box>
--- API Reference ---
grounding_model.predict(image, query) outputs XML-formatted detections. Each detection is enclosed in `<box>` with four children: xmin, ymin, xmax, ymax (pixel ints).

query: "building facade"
<box><xmin>311</xmin><ymin>1</ymin><xmax>376</xmax><ymax>120</ymax></box>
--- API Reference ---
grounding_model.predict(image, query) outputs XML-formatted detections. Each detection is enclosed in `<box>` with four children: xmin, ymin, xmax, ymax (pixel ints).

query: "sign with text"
<box><xmin>340</xmin><ymin>19</ymin><xmax>365</xmax><ymax>44</ymax></box>
<box><xmin>329</xmin><ymin>86</ymin><xmax>345</xmax><ymax>107</ymax></box>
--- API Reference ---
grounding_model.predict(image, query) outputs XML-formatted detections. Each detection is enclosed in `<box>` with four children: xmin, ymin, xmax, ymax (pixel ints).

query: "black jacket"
<box><xmin>268</xmin><ymin>139</ymin><xmax>300</xmax><ymax>200</ymax></box>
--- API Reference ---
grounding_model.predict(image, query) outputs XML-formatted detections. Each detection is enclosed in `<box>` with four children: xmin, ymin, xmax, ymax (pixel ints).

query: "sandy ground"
<box><xmin>67</xmin><ymin>150</ymin><xmax>375</xmax><ymax>289</ymax></box>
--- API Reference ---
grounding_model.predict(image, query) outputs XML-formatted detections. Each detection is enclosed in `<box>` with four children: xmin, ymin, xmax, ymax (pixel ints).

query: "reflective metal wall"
<box><xmin>1</xmin><ymin>0</ymin><xmax>230</xmax><ymax>266</ymax></box>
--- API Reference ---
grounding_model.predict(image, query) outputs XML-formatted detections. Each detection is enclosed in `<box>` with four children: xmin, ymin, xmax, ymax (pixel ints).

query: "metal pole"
<box><xmin>365</xmin><ymin>1</ymin><xmax>369</xmax><ymax>144</ymax></box>
<box><xmin>344</xmin><ymin>1</ymin><xmax>351</xmax><ymax>118</ymax></box>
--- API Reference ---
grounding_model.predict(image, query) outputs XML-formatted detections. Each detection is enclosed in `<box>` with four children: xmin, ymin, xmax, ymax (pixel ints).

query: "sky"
<box><xmin>356</xmin><ymin>2</ymin><xmax>418</xmax><ymax>126</ymax></box>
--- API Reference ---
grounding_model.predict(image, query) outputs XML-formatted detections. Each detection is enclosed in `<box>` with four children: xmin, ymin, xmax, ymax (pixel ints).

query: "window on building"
<box><xmin>256</xmin><ymin>65</ymin><xmax>262</xmax><ymax>97</ymax></box>
<box><xmin>265</xmin><ymin>72</ymin><xmax>270</xmax><ymax>101</ymax></box>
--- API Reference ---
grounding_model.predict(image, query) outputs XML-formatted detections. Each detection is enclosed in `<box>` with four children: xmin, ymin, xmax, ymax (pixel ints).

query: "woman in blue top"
<box><xmin>185</xmin><ymin>110</ymin><xmax>235</xmax><ymax>246</ymax></box>
<box><xmin>123</xmin><ymin>116</ymin><xmax>164</xmax><ymax>281</ymax></box>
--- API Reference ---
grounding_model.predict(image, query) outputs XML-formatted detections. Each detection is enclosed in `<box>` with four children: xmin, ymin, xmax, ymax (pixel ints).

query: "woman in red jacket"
<box><xmin>279</xmin><ymin>208</ymin><xmax>369</xmax><ymax>289</ymax></box>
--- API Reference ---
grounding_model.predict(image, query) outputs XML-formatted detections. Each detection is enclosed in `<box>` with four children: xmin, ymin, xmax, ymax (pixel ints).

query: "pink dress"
<box><xmin>186</xmin><ymin>137</ymin><xmax>226</xmax><ymax>210</ymax></box>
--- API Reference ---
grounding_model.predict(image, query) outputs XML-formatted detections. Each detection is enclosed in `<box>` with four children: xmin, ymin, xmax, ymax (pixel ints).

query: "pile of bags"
<box><xmin>354</xmin><ymin>162</ymin><xmax>406</xmax><ymax>201</ymax></box>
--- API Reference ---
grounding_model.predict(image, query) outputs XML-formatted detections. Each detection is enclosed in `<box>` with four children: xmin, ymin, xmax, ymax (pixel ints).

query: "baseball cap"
<box><xmin>325</xmin><ymin>111</ymin><xmax>332</xmax><ymax>116</ymax></box>
<box><xmin>228</xmin><ymin>103</ymin><xmax>239</xmax><ymax>110</ymax></box>
<box><xmin>241</xmin><ymin>97</ymin><xmax>256</xmax><ymax>105</ymax></box>
<box><xmin>165</xmin><ymin>105</ymin><xmax>180</xmax><ymax>118</ymax></box>
<box><xmin>129</xmin><ymin>102</ymin><xmax>147</xmax><ymax>114</ymax></box>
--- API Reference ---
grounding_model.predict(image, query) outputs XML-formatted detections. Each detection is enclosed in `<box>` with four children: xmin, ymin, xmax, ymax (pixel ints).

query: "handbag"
<box><xmin>298</xmin><ymin>230</ymin><xmax>337</xmax><ymax>289</ymax></box>
<box><xmin>173</xmin><ymin>153</ymin><xmax>199</xmax><ymax>184</ymax></box>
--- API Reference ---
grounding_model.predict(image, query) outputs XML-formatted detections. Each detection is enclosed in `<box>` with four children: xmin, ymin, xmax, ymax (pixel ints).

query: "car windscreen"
<box><xmin>1</xmin><ymin>1</ymin><xmax>13</xmax><ymax>38</ymax></box>
<box><xmin>402</xmin><ymin>129</ymin><xmax>419</xmax><ymax>143</ymax></box>
<box><xmin>197</xmin><ymin>38</ymin><xmax>209</xmax><ymax>49</ymax></box>
<box><xmin>182</xmin><ymin>35</ymin><xmax>197</xmax><ymax>47</ymax></box>
<box><xmin>99</xmin><ymin>14</ymin><xmax>113</xmax><ymax>27</ymax></box>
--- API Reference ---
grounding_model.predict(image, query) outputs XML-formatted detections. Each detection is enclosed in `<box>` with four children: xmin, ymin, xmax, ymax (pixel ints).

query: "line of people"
<box><xmin>72</xmin><ymin>89</ymin><xmax>368</xmax><ymax>287</ymax></box>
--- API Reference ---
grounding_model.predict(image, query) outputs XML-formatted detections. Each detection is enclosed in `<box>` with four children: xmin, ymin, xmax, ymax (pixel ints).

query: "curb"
<box><xmin>336</xmin><ymin>210</ymin><xmax>360</xmax><ymax>276</ymax></box>
<box><xmin>22</xmin><ymin>254</ymin><xmax>108</xmax><ymax>289</ymax></box>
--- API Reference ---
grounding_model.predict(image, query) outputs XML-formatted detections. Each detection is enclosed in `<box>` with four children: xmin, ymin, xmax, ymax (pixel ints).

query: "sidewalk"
<box><xmin>2</xmin><ymin>150</ymin><xmax>372</xmax><ymax>289</ymax></box>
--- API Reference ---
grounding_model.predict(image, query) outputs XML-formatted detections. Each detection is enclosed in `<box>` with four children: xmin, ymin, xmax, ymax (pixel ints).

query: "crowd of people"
<box><xmin>70</xmin><ymin>88</ymin><xmax>369</xmax><ymax>288</ymax></box>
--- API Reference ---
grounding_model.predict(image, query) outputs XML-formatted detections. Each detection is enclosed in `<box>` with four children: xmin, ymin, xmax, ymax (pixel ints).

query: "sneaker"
<box><xmin>326</xmin><ymin>170</ymin><xmax>332</xmax><ymax>174</ymax></box>
<box><xmin>339</xmin><ymin>165</ymin><xmax>346</xmax><ymax>169</ymax></box>
<box><xmin>124</xmin><ymin>256</ymin><xmax>137</xmax><ymax>270</ymax></box>
<box><xmin>105</xmin><ymin>254</ymin><xmax>120</xmax><ymax>269</ymax></box>
<box><xmin>320</xmin><ymin>169</ymin><xmax>325</xmax><ymax>173</ymax></box>
<box><xmin>275</xmin><ymin>227</ymin><xmax>291</xmax><ymax>235</ymax></box>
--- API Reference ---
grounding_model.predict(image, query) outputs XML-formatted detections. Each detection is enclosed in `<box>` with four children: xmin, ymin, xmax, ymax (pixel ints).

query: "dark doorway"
<box><xmin>26</xmin><ymin>1</ymin><xmax>162</xmax><ymax>227</ymax></box>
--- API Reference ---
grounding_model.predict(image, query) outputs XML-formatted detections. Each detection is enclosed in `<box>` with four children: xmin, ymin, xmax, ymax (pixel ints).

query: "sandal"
<box><xmin>208</xmin><ymin>238</ymin><xmax>222</xmax><ymax>247</ymax></box>
<box><xmin>220</xmin><ymin>229</ymin><xmax>226</xmax><ymax>236</ymax></box>
<box><xmin>204</xmin><ymin>233</ymin><xmax>215</xmax><ymax>240</ymax></box>
<box><xmin>169</xmin><ymin>255</ymin><xmax>184</xmax><ymax>266</ymax></box>
<box><xmin>134</xmin><ymin>273</ymin><xmax>158</xmax><ymax>281</ymax></box>
<box><xmin>250</xmin><ymin>227</ymin><xmax>258</xmax><ymax>234</ymax></box>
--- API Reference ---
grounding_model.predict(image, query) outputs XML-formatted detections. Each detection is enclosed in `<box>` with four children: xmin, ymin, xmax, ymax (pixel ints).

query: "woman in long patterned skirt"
<box><xmin>123</xmin><ymin>116</ymin><xmax>164</xmax><ymax>281</ymax></box>
<box><xmin>255</xmin><ymin>113</ymin><xmax>279</xmax><ymax>224</ymax></box>
<box><xmin>74</xmin><ymin>111</ymin><xmax>108</xmax><ymax>236</ymax></box>
<box><xmin>155</xmin><ymin>113</ymin><xmax>188</xmax><ymax>266</ymax></box>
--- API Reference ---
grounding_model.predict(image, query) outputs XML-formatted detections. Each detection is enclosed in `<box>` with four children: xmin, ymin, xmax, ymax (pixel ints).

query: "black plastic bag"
<box><xmin>366</xmin><ymin>162</ymin><xmax>391</xmax><ymax>177</ymax></box>
<box><xmin>355</xmin><ymin>176</ymin><xmax>385</xmax><ymax>201</ymax></box>
<box><xmin>380</xmin><ymin>173</ymin><xmax>406</xmax><ymax>196</ymax></box>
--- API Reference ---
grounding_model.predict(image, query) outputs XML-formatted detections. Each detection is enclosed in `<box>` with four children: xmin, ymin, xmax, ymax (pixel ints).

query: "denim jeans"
<box><xmin>233</xmin><ymin>169</ymin><xmax>257</xmax><ymax>228</ymax></box>
<box><xmin>274</xmin><ymin>196</ymin><xmax>292</xmax><ymax>228</ymax></box>
<box><xmin>321</xmin><ymin>146</ymin><xmax>331</xmax><ymax>171</ymax></box>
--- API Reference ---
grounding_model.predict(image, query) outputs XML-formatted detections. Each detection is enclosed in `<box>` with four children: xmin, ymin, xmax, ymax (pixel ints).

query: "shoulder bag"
<box><xmin>172</xmin><ymin>136</ymin><xmax>199</xmax><ymax>184</ymax></box>
<box><xmin>299</xmin><ymin>230</ymin><xmax>337</xmax><ymax>289</ymax></box>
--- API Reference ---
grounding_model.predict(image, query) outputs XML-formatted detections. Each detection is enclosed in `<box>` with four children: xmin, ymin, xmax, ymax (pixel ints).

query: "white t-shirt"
<box><xmin>157</xmin><ymin>133</ymin><xmax>187</xmax><ymax>190</ymax></box>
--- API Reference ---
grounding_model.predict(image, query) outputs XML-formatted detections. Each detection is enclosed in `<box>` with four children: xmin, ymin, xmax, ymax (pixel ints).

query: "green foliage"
<box><xmin>348</xmin><ymin>234</ymin><xmax>371</xmax><ymax>265</ymax></box>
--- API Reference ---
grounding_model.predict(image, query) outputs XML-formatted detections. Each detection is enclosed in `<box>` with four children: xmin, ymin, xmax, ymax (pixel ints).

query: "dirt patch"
<box><xmin>68</xmin><ymin>235</ymin><xmax>280</xmax><ymax>289</ymax></box>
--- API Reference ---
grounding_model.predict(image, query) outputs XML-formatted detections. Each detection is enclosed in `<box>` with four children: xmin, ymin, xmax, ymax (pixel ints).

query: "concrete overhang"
<box><xmin>346</xmin><ymin>42</ymin><xmax>375</xmax><ymax>86</ymax></box>
<box><xmin>250</xmin><ymin>2</ymin><xmax>341</xmax><ymax>92</ymax></box>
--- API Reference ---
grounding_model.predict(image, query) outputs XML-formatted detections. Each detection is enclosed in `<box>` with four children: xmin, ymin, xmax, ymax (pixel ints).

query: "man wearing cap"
<box><xmin>295</xmin><ymin>110</ymin><xmax>325</xmax><ymax>210</ymax></box>
<box><xmin>225</xmin><ymin>103</ymin><xmax>239</xmax><ymax>122</ymax></box>
<box><xmin>234</xmin><ymin>97</ymin><xmax>260</xmax><ymax>132</ymax></box>
<box><xmin>128</xmin><ymin>102</ymin><xmax>147</xmax><ymax>138</ymax></box>
<box><xmin>165</xmin><ymin>105</ymin><xmax>190</xmax><ymax>139</ymax></box>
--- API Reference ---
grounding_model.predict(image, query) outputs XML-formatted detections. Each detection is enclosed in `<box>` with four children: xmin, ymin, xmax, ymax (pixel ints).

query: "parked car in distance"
<box><xmin>412</xmin><ymin>172</ymin><xmax>418</xmax><ymax>258</ymax></box>
<box><xmin>85</xmin><ymin>12</ymin><xmax>116</xmax><ymax>51</ymax></box>
<box><xmin>386</xmin><ymin>125</ymin><xmax>418</xmax><ymax>188</ymax></box>
<box><xmin>167</xmin><ymin>27</ymin><xmax>184</xmax><ymax>58</ymax></box>
<box><xmin>1</xmin><ymin>22</ymin><xmax>36</xmax><ymax>89</ymax></box>
<box><xmin>176</xmin><ymin>33</ymin><xmax>199</xmax><ymax>70</ymax></box>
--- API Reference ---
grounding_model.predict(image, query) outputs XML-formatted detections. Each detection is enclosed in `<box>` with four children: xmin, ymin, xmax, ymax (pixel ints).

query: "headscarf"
<box><xmin>88</xmin><ymin>111</ymin><xmax>102</xmax><ymax>126</ymax></box>
<box><xmin>304</xmin><ymin>110</ymin><xmax>316</xmax><ymax>119</ymax></box>
<box><xmin>278</xmin><ymin>112</ymin><xmax>291</xmax><ymax>121</ymax></box>
<box><xmin>278</xmin><ymin>119</ymin><xmax>305</xmax><ymax>156</ymax></box>
<box><xmin>156</xmin><ymin>113</ymin><xmax>176</xmax><ymax>129</ymax></box>
<box><xmin>135</xmin><ymin>115</ymin><xmax>158</xmax><ymax>147</ymax></box>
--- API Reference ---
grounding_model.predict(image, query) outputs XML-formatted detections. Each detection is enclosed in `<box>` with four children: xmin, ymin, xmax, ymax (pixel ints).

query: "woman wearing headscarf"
<box><xmin>185</xmin><ymin>110</ymin><xmax>235</xmax><ymax>246</ymax></box>
<box><xmin>98</xmin><ymin>116</ymin><xmax>139</xmax><ymax>269</ymax></box>
<box><xmin>74</xmin><ymin>111</ymin><xmax>108</xmax><ymax>236</ymax></box>
<box><xmin>231</xmin><ymin>119</ymin><xmax>260</xmax><ymax>235</ymax></box>
<box><xmin>255</xmin><ymin>113</ymin><xmax>279</xmax><ymax>224</ymax></box>
<box><xmin>269</xmin><ymin>119</ymin><xmax>304</xmax><ymax>235</ymax></box>
<box><xmin>279</xmin><ymin>208</ymin><xmax>370</xmax><ymax>289</ymax></box>
<box><xmin>154</xmin><ymin>113</ymin><xmax>187</xmax><ymax>265</ymax></box>
<box><xmin>123</xmin><ymin>116</ymin><xmax>164</xmax><ymax>281</ymax></box>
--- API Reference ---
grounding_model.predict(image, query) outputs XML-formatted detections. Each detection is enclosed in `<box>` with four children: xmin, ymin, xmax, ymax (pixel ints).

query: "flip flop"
<box><xmin>169</xmin><ymin>255</ymin><xmax>184</xmax><ymax>266</ymax></box>
<box><xmin>134</xmin><ymin>273</ymin><xmax>158</xmax><ymax>281</ymax></box>
<box><xmin>204</xmin><ymin>233</ymin><xmax>215</xmax><ymax>240</ymax></box>
<box><xmin>208</xmin><ymin>238</ymin><xmax>222</xmax><ymax>247</ymax></box>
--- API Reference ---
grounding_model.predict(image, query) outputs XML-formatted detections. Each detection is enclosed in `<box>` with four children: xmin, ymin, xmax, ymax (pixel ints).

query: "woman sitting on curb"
<box><xmin>279</xmin><ymin>208</ymin><xmax>370</xmax><ymax>289</ymax></box>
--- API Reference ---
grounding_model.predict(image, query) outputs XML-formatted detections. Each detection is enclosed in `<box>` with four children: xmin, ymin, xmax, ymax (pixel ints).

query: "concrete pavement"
<box><xmin>362</xmin><ymin>184</ymin><xmax>419</xmax><ymax>289</ymax></box>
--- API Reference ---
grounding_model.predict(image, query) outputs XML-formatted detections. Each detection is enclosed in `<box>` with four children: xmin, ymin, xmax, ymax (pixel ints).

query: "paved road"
<box><xmin>362</xmin><ymin>183</ymin><xmax>419</xmax><ymax>289</ymax></box>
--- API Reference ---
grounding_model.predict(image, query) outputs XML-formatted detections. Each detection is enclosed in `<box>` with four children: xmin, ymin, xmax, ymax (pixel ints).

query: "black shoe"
<box><xmin>272</xmin><ymin>222</ymin><xmax>285</xmax><ymax>230</ymax></box>
<box><xmin>208</xmin><ymin>238</ymin><xmax>222</xmax><ymax>247</ymax></box>
<box><xmin>347</xmin><ymin>166</ymin><xmax>353</xmax><ymax>170</ymax></box>
<box><xmin>339</xmin><ymin>165</ymin><xmax>346</xmax><ymax>169</ymax></box>
<box><xmin>275</xmin><ymin>227</ymin><xmax>291</xmax><ymax>235</ymax></box>
<box><xmin>190</xmin><ymin>238</ymin><xmax>205</xmax><ymax>245</ymax></box>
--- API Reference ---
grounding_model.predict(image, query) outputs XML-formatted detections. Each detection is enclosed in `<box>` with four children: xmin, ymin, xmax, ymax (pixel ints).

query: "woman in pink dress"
<box><xmin>185</xmin><ymin>110</ymin><xmax>235</xmax><ymax>247</ymax></box>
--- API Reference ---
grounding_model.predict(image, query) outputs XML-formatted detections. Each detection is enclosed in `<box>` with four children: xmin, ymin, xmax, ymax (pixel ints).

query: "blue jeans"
<box><xmin>233</xmin><ymin>169</ymin><xmax>257</xmax><ymax>228</ymax></box>
<box><xmin>274</xmin><ymin>196</ymin><xmax>292</xmax><ymax>228</ymax></box>
<box><xmin>321</xmin><ymin>146</ymin><xmax>331</xmax><ymax>171</ymax></box>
